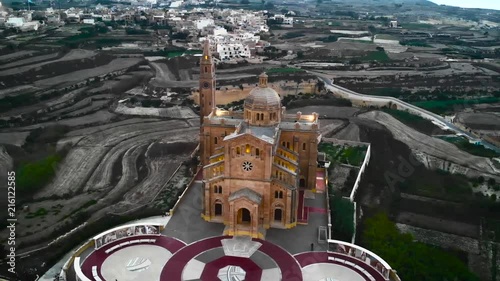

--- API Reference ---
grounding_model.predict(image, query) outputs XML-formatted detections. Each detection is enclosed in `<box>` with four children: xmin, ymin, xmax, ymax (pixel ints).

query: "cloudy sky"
<box><xmin>431</xmin><ymin>0</ymin><xmax>500</xmax><ymax>10</ymax></box>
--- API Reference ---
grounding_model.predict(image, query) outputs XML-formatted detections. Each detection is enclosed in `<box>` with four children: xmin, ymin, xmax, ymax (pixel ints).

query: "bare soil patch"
<box><xmin>456</xmin><ymin>112</ymin><xmax>500</xmax><ymax>130</ymax></box>
<box><xmin>34</xmin><ymin>57</ymin><xmax>144</xmax><ymax>88</ymax></box>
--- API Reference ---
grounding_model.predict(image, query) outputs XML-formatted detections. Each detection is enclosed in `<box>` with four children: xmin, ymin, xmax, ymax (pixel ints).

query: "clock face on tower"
<box><xmin>242</xmin><ymin>161</ymin><xmax>253</xmax><ymax>172</ymax></box>
<box><xmin>203</xmin><ymin>82</ymin><xmax>210</xmax><ymax>89</ymax></box>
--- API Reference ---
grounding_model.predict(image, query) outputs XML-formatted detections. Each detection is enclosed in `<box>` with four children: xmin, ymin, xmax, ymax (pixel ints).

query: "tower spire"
<box><xmin>203</xmin><ymin>39</ymin><xmax>211</xmax><ymax>60</ymax></box>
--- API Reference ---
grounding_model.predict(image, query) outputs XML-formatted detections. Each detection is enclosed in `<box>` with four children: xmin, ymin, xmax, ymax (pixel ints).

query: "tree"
<box><xmin>330</xmin><ymin>195</ymin><xmax>354</xmax><ymax>241</ymax></box>
<box><xmin>488</xmin><ymin>178</ymin><xmax>496</xmax><ymax>186</ymax></box>
<box><xmin>368</xmin><ymin>25</ymin><xmax>377</xmax><ymax>35</ymax></box>
<box><xmin>477</xmin><ymin>176</ymin><xmax>485</xmax><ymax>184</ymax></box>
<box><xmin>362</xmin><ymin>213</ymin><xmax>480</xmax><ymax>281</ymax></box>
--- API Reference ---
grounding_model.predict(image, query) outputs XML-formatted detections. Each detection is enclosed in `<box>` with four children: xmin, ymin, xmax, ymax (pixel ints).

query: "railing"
<box><xmin>73</xmin><ymin>257</ymin><xmax>92</xmax><ymax>281</ymax></box>
<box><xmin>170</xmin><ymin>167</ymin><xmax>201</xmax><ymax>216</ymax></box>
<box><xmin>349</xmin><ymin>144</ymin><xmax>371</xmax><ymax>202</ymax></box>
<box><xmin>327</xmin><ymin>239</ymin><xmax>400</xmax><ymax>281</ymax></box>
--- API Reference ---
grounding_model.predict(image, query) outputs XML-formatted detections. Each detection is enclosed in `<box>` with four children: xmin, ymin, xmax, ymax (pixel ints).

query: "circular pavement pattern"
<box><xmin>101</xmin><ymin>245</ymin><xmax>171</xmax><ymax>281</ymax></box>
<box><xmin>161</xmin><ymin>236</ymin><xmax>303</xmax><ymax>281</ymax></box>
<box><xmin>80</xmin><ymin>235</ymin><xmax>386</xmax><ymax>281</ymax></box>
<box><xmin>81</xmin><ymin>235</ymin><xmax>186</xmax><ymax>281</ymax></box>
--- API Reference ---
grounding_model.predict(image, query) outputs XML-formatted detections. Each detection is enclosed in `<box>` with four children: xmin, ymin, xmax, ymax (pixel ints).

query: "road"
<box><xmin>309</xmin><ymin>71</ymin><xmax>500</xmax><ymax>153</ymax></box>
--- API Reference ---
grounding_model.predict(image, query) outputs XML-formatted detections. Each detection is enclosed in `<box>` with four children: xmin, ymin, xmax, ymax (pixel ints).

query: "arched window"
<box><xmin>256</xmin><ymin>148</ymin><xmax>260</xmax><ymax>157</ymax></box>
<box><xmin>286</xmin><ymin>142</ymin><xmax>290</xmax><ymax>149</ymax></box>
<box><xmin>246</xmin><ymin>144</ymin><xmax>251</xmax><ymax>154</ymax></box>
<box><xmin>261</xmin><ymin>113</ymin><xmax>264</xmax><ymax>120</ymax></box>
<box><xmin>236</xmin><ymin>147</ymin><xmax>240</xmax><ymax>155</ymax></box>
<box><xmin>214</xmin><ymin>137</ymin><xmax>218</xmax><ymax>145</ymax></box>
<box><xmin>302</xmin><ymin>143</ymin><xmax>306</xmax><ymax>151</ymax></box>
<box><xmin>218</xmin><ymin>186</ymin><xmax>222</xmax><ymax>193</ymax></box>
<box><xmin>256</xmin><ymin>113</ymin><xmax>260</xmax><ymax>121</ymax></box>
<box><xmin>214</xmin><ymin>186</ymin><xmax>218</xmax><ymax>193</ymax></box>
<box><xmin>275</xmin><ymin>190</ymin><xmax>283</xmax><ymax>199</ymax></box>
<box><xmin>205</xmin><ymin>66</ymin><xmax>208</xmax><ymax>73</ymax></box>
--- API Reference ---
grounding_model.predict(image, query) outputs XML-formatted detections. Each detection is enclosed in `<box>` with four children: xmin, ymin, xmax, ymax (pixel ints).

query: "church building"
<box><xmin>199</xmin><ymin>40</ymin><xmax>321</xmax><ymax>239</ymax></box>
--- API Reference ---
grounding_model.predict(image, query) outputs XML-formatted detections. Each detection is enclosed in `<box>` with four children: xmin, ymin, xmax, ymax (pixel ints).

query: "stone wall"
<box><xmin>191</xmin><ymin>80</ymin><xmax>320</xmax><ymax>106</ymax></box>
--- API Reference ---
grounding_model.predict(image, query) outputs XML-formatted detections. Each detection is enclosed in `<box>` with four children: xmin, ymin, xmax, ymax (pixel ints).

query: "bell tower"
<box><xmin>199</xmin><ymin>39</ymin><xmax>216</xmax><ymax>125</ymax></box>
<box><xmin>199</xmin><ymin>39</ymin><xmax>216</xmax><ymax>167</ymax></box>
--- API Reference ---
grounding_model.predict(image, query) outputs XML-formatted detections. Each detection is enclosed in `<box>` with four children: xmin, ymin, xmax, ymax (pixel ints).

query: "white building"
<box><xmin>282</xmin><ymin>17</ymin><xmax>293</xmax><ymax>25</ymax></box>
<box><xmin>213</xmin><ymin>26</ymin><xmax>228</xmax><ymax>36</ymax></box>
<box><xmin>216</xmin><ymin>43</ymin><xmax>250</xmax><ymax>60</ymax></box>
<box><xmin>83</xmin><ymin>18</ymin><xmax>95</xmax><ymax>25</ymax></box>
<box><xmin>195</xmin><ymin>18</ymin><xmax>214</xmax><ymax>29</ymax></box>
<box><xmin>5</xmin><ymin>17</ymin><xmax>25</xmax><ymax>28</ymax></box>
<box><xmin>20</xmin><ymin>21</ymin><xmax>39</xmax><ymax>31</ymax></box>
<box><xmin>170</xmin><ymin>0</ymin><xmax>183</xmax><ymax>8</ymax></box>
<box><xmin>46</xmin><ymin>14</ymin><xmax>61</xmax><ymax>24</ymax></box>
<box><xmin>390</xmin><ymin>20</ymin><xmax>398</xmax><ymax>28</ymax></box>
<box><xmin>102</xmin><ymin>14</ymin><xmax>113</xmax><ymax>22</ymax></box>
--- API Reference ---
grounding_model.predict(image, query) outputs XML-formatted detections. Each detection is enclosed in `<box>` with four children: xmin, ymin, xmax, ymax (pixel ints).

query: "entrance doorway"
<box><xmin>299</xmin><ymin>178</ymin><xmax>305</xmax><ymax>188</ymax></box>
<box><xmin>215</xmin><ymin>203</ymin><xmax>222</xmax><ymax>216</ymax></box>
<box><xmin>274</xmin><ymin>208</ymin><xmax>282</xmax><ymax>222</ymax></box>
<box><xmin>238</xmin><ymin>208</ymin><xmax>251</xmax><ymax>224</ymax></box>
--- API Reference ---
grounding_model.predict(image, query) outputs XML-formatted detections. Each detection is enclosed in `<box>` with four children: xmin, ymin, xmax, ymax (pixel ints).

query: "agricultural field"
<box><xmin>437</xmin><ymin>136</ymin><xmax>500</xmax><ymax>158</ymax></box>
<box><xmin>382</xmin><ymin>108</ymin><xmax>448</xmax><ymax>135</ymax></box>
<box><xmin>412</xmin><ymin>97</ymin><xmax>500</xmax><ymax>115</ymax></box>
<box><xmin>319</xmin><ymin>142</ymin><xmax>367</xmax><ymax>167</ymax></box>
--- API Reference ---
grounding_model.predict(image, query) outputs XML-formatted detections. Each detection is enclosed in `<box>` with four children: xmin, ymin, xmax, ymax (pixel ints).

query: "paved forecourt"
<box><xmin>79</xmin><ymin>234</ymin><xmax>388</xmax><ymax>281</ymax></box>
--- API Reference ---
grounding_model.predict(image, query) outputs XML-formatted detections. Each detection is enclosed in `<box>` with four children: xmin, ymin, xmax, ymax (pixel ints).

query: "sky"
<box><xmin>430</xmin><ymin>0</ymin><xmax>500</xmax><ymax>10</ymax></box>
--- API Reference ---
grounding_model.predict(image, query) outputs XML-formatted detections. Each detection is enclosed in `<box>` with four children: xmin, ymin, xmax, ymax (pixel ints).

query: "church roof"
<box><xmin>244</xmin><ymin>87</ymin><xmax>281</xmax><ymax>110</ymax></box>
<box><xmin>228</xmin><ymin>188</ymin><xmax>262</xmax><ymax>204</ymax></box>
<box><xmin>223</xmin><ymin>123</ymin><xmax>277</xmax><ymax>144</ymax></box>
<box><xmin>244</xmin><ymin>72</ymin><xmax>281</xmax><ymax>110</ymax></box>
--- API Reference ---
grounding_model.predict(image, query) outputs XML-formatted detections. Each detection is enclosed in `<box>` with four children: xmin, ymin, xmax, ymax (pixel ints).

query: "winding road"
<box><xmin>310</xmin><ymin>71</ymin><xmax>500</xmax><ymax>153</ymax></box>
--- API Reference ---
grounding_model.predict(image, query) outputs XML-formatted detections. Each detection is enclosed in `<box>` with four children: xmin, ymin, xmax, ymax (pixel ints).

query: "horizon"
<box><xmin>430</xmin><ymin>0</ymin><xmax>500</xmax><ymax>11</ymax></box>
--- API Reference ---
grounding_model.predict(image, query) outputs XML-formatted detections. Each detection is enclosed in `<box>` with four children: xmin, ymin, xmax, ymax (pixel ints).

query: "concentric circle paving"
<box><xmin>294</xmin><ymin>252</ymin><xmax>386</xmax><ymax>281</ymax></box>
<box><xmin>161</xmin><ymin>236</ymin><xmax>303</xmax><ymax>281</ymax></box>
<box><xmin>81</xmin><ymin>235</ymin><xmax>186</xmax><ymax>281</ymax></box>
<box><xmin>80</xmin><ymin>235</ymin><xmax>388</xmax><ymax>281</ymax></box>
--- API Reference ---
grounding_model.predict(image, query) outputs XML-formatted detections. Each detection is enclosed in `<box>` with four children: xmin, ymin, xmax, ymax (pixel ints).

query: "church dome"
<box><xmin>244</xmin><ymin>73</ymin><xmax>281</xmax><ymax>110</ymax></box>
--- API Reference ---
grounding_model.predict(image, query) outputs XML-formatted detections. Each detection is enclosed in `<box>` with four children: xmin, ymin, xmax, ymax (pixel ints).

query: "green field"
<box><xmin>319</xmin><ymin>143</ymin><xmax>367</xmax><ymax>166</ymax></box>
<box><xmin>266</xmin><ymin>67</ymin><xmax>305</xmax><ymax>74</ymax></box>
<box><xmin>398</xmin><ymin>169</ymin><xmax>473</xmax><ymax>202</ymax></box>
<box><xmin>361</xmin><ymin>50</ymin><xmax>390</xmax><ymax>62</ymax></box>
<box><xmin>412</xmin><ymin>97</ymin><xmax>500</xmax><ymax>114</ymax></box>
<box><xmin>17</xmin><ymin>153</ymin><xmax>63</xmax><ymax>194</ymax></box>
<box><xmin>399</xmin><ymin>40</ymin><xmax>433</xmax><ymax>48</ymax></box>
<box><xmin>382</xmin><ymin>108</ymin><xmax>445</xmax><ymax>135</ymax></box>
<box><xmin>376</xmin><ymin>34</ymin><xmax>398</xmax><ymax>40</ymax></box>
<box><xmin>361</xmin><ymin>213</ymin><xmax>480</xmax><ymax>281</ymax></box>
<box><xmin>438</xmin><ymin>136</ymin><xmax>500</xmax><ymax>158</ymax></box>
<box><xmin>401</xmin><ymin>23</ymin><xmax>435</xmax><ymax>30</ymax></box>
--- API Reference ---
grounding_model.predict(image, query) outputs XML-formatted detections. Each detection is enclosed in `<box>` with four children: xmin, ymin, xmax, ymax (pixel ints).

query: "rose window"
<box><xmin>242</xmin><ymin>161</ymin><xmax>253</xmax><ymax>172</ymax></box>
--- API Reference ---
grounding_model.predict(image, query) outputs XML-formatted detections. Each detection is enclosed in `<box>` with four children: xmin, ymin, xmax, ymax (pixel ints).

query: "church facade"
<box><xmin>198</xmin><ymin>40</ymin><xmax>321</xmax><ymax>238</ymax></box>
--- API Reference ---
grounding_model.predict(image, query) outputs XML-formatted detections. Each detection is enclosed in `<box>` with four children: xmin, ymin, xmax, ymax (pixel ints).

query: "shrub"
<box><xmin>362</xmin><ymin>213</ymin><xmax>480</xmax><ymax>281</ymax></box>
<box><xmin>330</xmin><ymin>194</ymin><xmax>354</xmax><ymax>241</ymax></box>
